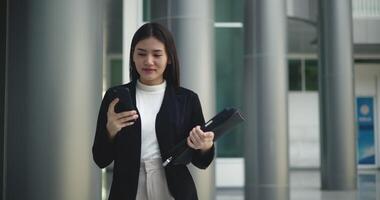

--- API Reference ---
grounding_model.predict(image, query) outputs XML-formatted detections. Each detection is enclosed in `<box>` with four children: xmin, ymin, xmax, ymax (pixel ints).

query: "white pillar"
<box><xmin>122</xmin><ymin>0</ymin><xmax>141</xmax><ymax>83</ymax></box>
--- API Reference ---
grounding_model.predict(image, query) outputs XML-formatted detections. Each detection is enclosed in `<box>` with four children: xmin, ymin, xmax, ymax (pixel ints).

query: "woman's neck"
<box><xmin>138</xmin><ymin>78</ymin><xmax>165</xmax><ymax>86</ymax></box>
<box><xmin>137</xmin><ymin>79</ymin><xmax>166</xmax><ymax>92</ymax></box>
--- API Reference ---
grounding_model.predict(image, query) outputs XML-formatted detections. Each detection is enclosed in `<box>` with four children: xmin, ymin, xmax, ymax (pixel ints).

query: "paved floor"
<box><xmin>103</xmin><ymin>169</ymin><xmax>380</xmax><ymax>200</ymax></box>
<box><xmin>216</xmin><ymin>169</ymin><xmax>380</xmax><ymax>200</ymax></box>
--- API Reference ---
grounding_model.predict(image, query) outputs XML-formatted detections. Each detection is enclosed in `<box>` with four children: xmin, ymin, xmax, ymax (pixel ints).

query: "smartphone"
<box><xmin>111</xmin><ymin>87</ymin><xmax>135</xmax><ymax>113</ymax></box>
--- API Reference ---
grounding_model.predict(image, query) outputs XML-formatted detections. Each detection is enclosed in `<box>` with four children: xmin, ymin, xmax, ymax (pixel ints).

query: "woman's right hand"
<box><xmin>106</xmin><ymin>98</ymin><xmax>139</xmax><ymax>140</ymax></box>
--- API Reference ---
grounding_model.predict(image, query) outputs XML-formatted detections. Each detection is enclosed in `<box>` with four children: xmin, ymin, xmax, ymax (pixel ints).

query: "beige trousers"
<box><xmin>136</xmin><ymin>159</ymin><xmax>174</xmax><ymax>200</ymax></box>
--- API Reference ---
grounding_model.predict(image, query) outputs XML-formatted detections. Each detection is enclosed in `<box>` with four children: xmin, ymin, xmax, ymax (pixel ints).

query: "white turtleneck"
<box><xmin>136</xmin><ymin>80</ymin><xmax>166</xmax><ymax>160</ymax></box>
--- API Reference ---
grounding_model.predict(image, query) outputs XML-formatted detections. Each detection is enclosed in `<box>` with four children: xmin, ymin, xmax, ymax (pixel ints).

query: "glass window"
<box><xmin>215</xmin><ymin>28</ymin><xmax>244</xmax><ymax>157</ymax></box>
<box><xmin>305</xmin><ymin>59</ymin><xmax>318</xmax><ymax>91</ymax></box>
<box><xmin>110</xmin><ymin>59</ymin><xmax>123</xmax><ymax>87</ymax></box>
<box><xmin>288</xmin><ymin>59</ymin><xmax>302</xmax><ymax>91</ymax></box>
<box><xmin>143</xmin><ymin>0</ymin><xmax>151</xmax><ymax>21</ymax></box>
<box><xmin>215</xmin><ymin>0</ymin><xmax>244</xmax><ymax>22</ymax></box>
<box><xmin>354</xmin><ymin>59</ymin><xmax>380</xmax><ymax>64</ymax></box>
<box><xmin>145</xmin><ymin>0</ymin><xmax>244</xmax><ymax>23</ymax></box>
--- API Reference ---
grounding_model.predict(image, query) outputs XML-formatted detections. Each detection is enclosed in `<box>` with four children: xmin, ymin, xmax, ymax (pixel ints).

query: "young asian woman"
<box><xmin>92</xmin><ymin>22</ymin><xmax>215</xmax><ymax>200</ymax></box>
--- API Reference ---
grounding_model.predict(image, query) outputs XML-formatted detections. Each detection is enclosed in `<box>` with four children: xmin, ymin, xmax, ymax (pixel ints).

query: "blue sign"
<box><xmin>356</xmin><ymin>97</ymin><xmax>376</xmax><ymax>165</ymax></box>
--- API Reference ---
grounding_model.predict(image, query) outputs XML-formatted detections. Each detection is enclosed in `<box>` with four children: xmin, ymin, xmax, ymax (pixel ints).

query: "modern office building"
<box><xmin>1</xmin><ymin>0</ymin><xmax>380</xmax><ymax>199</ymax></box>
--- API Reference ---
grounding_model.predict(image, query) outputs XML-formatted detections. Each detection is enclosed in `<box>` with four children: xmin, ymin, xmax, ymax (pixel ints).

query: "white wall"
<box><xmin>288</xmin><ymin>92</ymin><xmax>320</xmax><ymax>168</ymax></box>
<box><xmin>355</xmin><ymin>64</ymin><xmax>379</xmax><ymax>95</ymax></box>
<box><xmin>216</xmin><ymin>158</ymin><xmax>244</xmax><ymax>187</ymax></box>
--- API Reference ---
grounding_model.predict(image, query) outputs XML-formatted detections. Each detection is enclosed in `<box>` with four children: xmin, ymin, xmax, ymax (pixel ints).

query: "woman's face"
<box><xmin>133</xmin><ymin>37</ymin><xmax>169</xmax><ymax>85</ymax></box>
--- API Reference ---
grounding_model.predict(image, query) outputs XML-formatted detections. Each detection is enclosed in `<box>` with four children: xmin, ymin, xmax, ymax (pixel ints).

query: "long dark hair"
<box><xmin>129</xmin><ymin>22</ymin><xmax>180</xmax><ymax>87</ymax></box>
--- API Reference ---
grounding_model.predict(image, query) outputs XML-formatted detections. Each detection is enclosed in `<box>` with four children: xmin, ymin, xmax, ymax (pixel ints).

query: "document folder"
<box><xmin>162</xmin><ymin>107</ymin><xmax>245</xmax><ymax>167</ymax></box>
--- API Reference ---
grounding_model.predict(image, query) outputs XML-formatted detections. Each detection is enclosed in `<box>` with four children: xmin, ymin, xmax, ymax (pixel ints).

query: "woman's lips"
<box><xmin>142</xmin><ymin>68</ymin><xmax>156</xmax><ymax>73</ymax></box>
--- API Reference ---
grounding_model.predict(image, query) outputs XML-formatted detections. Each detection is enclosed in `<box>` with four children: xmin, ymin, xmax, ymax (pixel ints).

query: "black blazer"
<box><xmin>92</xmin><ymin>80</ymin><xmax>215</xmax><ymax>200</ymax></box>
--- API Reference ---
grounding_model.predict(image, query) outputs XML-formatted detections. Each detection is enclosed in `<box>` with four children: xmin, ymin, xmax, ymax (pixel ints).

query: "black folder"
<box><xmin>162</xmin><ymin>108</ymin><xmax>245</xmax><ymax>167</ymax></box>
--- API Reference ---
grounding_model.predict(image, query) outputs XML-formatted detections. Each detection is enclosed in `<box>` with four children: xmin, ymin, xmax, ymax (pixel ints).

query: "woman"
<box><xmin>92</xmin><ymin>22</ymin><xmax>215</xmax><ymax>200</ymax></box>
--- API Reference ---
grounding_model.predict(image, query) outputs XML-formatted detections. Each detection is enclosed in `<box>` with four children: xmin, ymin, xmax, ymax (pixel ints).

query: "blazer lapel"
<box><xmin>127</xmin><ymin>80</ymin><xmax>138</xmax><ymax>106</ymax></box>
<box><xmin>156</xmin><ymin>85</ymin><xmax>178</xmax><ymax>156</ymax></box>
<box><xmin>126</xmin><ymin>81</ymin><xmax>140</xmax><ymax>140</ymax></box>
<box><xmin>118</xmin><ymin>81</ymin><xmax>141</xmax><ymax>163</ymax></box>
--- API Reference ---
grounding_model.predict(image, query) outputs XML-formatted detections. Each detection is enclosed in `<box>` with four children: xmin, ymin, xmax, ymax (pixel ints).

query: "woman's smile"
<box><xmin>142</xmin><ymin>68</ymin><xmax>156</xmax><ymax>73</ymax></box>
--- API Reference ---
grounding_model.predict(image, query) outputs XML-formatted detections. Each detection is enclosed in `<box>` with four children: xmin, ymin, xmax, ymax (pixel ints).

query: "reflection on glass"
<box><xmin>215</xmin><ymin>0</ymin><xmax>244</xmax><ymax>22</ymax></box>
<box><xmin>110</xmin><ymin>59</ymin><xmax>123</xmax><ymax>87</ymax></box>
<box><xmin>215</xmin><ymin>28</ymin><xmax>244</xmax><ymax>157</ymax></box>
<box><xmin>305</xmin><ymin>59</ymin><xmax>318</xmax><ymax>91</ymax></box>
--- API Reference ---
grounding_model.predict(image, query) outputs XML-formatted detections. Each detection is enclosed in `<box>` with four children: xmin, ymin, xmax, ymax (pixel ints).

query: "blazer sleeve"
<box><xmin>189</xmin><ymin>93</ymin><xmax>215</xmax><ymax>169</ymax></box>
<box><xmin>92</xmin><ymin>89</ymin><xmax>115</xmax><ymax>168</ymax></box>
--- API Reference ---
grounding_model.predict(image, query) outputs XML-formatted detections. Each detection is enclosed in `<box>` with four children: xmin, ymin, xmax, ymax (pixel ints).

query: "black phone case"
<box><xmin>111</xmin><ymin>87</ymin><xmax>134</xmax><ymax>113</ymax></box>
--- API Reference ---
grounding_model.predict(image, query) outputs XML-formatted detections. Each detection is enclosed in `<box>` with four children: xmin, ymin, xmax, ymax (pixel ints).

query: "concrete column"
<box><xmin>122</xmin><ymin>0</ymin><xmax>140</xmax><ymax>83</ymax></box>
<box><xmin>243</xmin><ymin>0</ymin><xmax>289</xmax><ymax>199</ymax></box>
<box><xmin>1</xmin><ymin>0</ymin><xmax>7</xmax><ymax>199</ymax></box>
<box><xmin>318</xmin><ymin>0</ymin><xmax>357</xmax><ymax>190</ymax></box>
<box><xmin>5</xmin><ymin>0</ymin><xmax>103</xmax><ymax>199</ymax></box>
<box><xmin>150</xmin><ymin>0</ymin><xmax>216</xmax><ymax>199</ymax></box>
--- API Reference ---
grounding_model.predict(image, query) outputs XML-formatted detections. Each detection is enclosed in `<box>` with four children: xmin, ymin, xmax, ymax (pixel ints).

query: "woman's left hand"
<box><xmin>187</xmin><ymin>126</ymin><xmax>214</xmax><ymax>152</ymax></box>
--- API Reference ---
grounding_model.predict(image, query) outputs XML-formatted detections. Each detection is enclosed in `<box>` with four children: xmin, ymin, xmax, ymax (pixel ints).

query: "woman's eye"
<box><xmin>138</xmin><ymin>53</ymin><xmax>146</xmax><ymax>56</ymax></box>
<box><xmin>154</xmin><ymin>55</ymin><xmax>162</xmax><ymax>57</ymax></box>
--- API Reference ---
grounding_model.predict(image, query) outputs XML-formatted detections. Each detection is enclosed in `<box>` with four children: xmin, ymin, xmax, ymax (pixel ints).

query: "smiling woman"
<box><xmin>129</xmin><ymin>23</ymin><xmax>180</xmax><ymax>88</ymax></box>
<box><xmin>92</xmin><ymin>22</ymin><xmax>216</xmax><ymax>200</ymax></box>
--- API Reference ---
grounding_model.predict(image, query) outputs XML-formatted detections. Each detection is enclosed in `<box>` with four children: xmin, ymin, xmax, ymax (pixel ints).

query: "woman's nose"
<box><xmin>145</xmin><ymin>55</ymin><xmax>154</xmax><ymax>65</ymax></box>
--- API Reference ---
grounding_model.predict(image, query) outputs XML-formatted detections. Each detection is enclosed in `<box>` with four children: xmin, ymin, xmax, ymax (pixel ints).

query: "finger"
<box><xmin>108</xmin><ymin>98</ymin><xmax>119</xmax><ymax>114</ymax></box>
<box><xmin>204</xmin><ymin>131</ymin><xmax>214</xmax><ymax>140</ymax></box>
<box><xmin>116</xmin><ymin>110</ymin><xmax>137</xmax><ymax>119</ymax></box>
<box><xmin>190</xmin><ymin>130</ymin><xmax>202</xmax><ymax>144</ymax></box>
<box><xmin>187</xmin><ymin>137</ymin><xmax>197</xmax><ymax>149</ymax></box>
<box><xmin>118</xmin><ymin>114</ymin><xmax>138</xmax><ymax>123</ymax></box>
<box><xmin>195</xmin><ymin>127</ymin><xmax>210</xmax><ymax>141</ymax></box>
<box><xmin>189</xmin><ymin>133</ymin><xmax>199</xmax><ymax>146</ymax></box>
<box><xmin>194</xmin><ymin>126</ymin><xmax>207</xmax><ymax>139</ymax></box>
<box><xmin>120</xmin><ymin>121</ymin><xmax>135</xmax><ymax>128</ymax></box>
